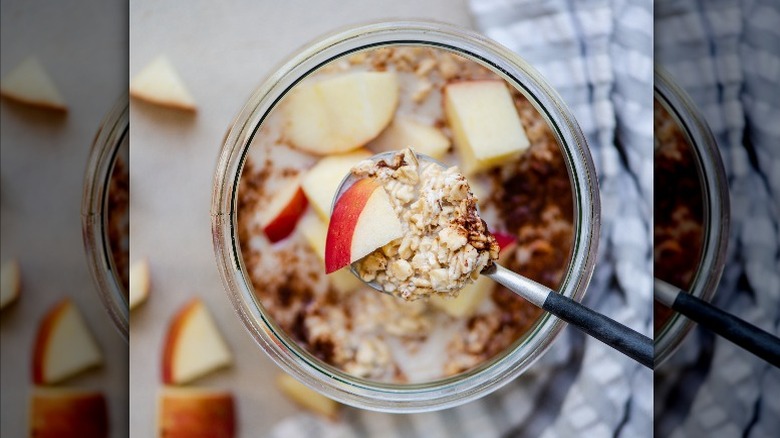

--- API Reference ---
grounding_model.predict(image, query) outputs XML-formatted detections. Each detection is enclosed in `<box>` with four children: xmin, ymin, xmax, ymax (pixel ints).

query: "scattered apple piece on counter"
<box><xmin>301</xmin><ymin>149</ymin><xmax>372</xmax><ymax>220</ymax></box>
<box><xmin>283</xmin><ymin>71</ymin><xmax>399</xmax><ymax>155</ymax></box>
<box><xmin>0</xmin><ymin>56</ymin><xmax>67</xmax><ymax>111</ymax></box>
<box><xmin>370</xmin><ymin>117</ymin><xmax>450</xmax><ymax>160</ymax></box>
<box><xmin>276</xmin><ymin>373</ymin><xmax>339</xmax><ymax>421</ymax></box>
<box><xmin>130</xmin><ymin>55</ymin><xmax>197</xmax><ymax>112</ymax></box>
<box><xmin>325</xmin><ymin>178</ymin><xmax>404</xmax><ymax>274</ymax></box>
<box><xmin>299</xmin><ymin>211</ymin><xmax>363</xmax><ymax>294</ymax></box>
<box><xmin>443</xmin><ymin>80</ymin><xmax>529</xmax><ymax>175</ymax></box>
<box><xmin>129</xmin><ymin>259</ymin><xmax>151</xmax><ymax>310</ymax></box>
<box><xmin>260</xmin><ymin>176</ymin><xmax>308</xmax><ymax>243</ymax></box>
<box><xmin>162</xmin><ymin>298</ymin><xmax>232</xmax><ymax>385</ymax></box>
<box><xmin>158</xmin><ymin>387</ymin><xmax>236</xmax><ymax>438</ymax></box>
<box><xmin>29</xmin><ymin>388</ymin><xmax>108</xmax><ymax>438</ymax></box>
<box><xmin>1</xmin><ymin>259</ymin><xmax>21</xmax><ymax>310</ymax></box>
<box><xmin>32</xmin><ymin>299</ymin><xmax>103</xmax><ymax>385</ymax></box>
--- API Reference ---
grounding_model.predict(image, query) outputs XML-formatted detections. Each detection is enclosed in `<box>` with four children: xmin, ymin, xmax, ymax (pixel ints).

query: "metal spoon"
<box><xmin>333</xmin><ymin>151</ymin><xmax>654</xmax><ymax>369</ymax></box>
<box><xmin>655</xmin><ymin>279</ymin><xmax>780</xmax><ymax>367</ymax></box>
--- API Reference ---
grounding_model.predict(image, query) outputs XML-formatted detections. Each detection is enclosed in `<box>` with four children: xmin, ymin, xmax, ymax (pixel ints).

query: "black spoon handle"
<box><xmin>485</xmin><ymin>264</ymin><xmax>654</xmax><ymax>369</ymax></box>
<box><xmin>655</xmin><ymin>279</ymin><xmax>780</xmax><ymax>367</ymax></box>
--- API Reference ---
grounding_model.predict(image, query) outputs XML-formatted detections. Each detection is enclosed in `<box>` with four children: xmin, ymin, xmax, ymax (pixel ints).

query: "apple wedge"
<box><xmin>129</xmin><ymin>259</ymin><xmax>151</xmax><ymax>310</ymax></box>
<box><xmin>260</xmin><ymin>176</ymin><xmax>308</xmax><ymax>243</ymax></box>
<box><xmin>0</xmin><ymin>56</ymin><xmax>67</xmax><ymax>111</ymax></box>
<box><xmin>301</xmin><ymin>149</ymin><xmax>371</xmax><ymax>220</ymax></box>
<box><xmin>162</xmin><ymin>298</ymin><xmax>232</xmax><ymax>385</ymax></box>
<box><xmin>283</xmin><ymin>71</ymin><xmax>399</xmax><ymax>155</ymax></box>
<box><xmin>370</xmin><ymin>117</ymin><xmax>451</xmax><ymax>160</ymax></box>
<box><xmin>443</xmin><ymin>80</ymin><xmax>529</xmax><ymax>175</ymax></box>
<box><xmin>29</xmin><ymin>388</ymin><xmax>108</xmax><ymax>438</ymax></box>
<box><xmin>1</xmin><ymin>259</ymin><xmax>21</xmax><ymax>310</ymax></box>
<box><xmin>158</xmin><ymin>387</ymin><xmax>235</xmax><ymax>438</ymax></box>
<box><xmin>298</xmin><ymin>211</ymin><xmax>363</xmax><ymax>294</ymax></box>
<box><xmin>32</xmin><ymin>299</ymin><xmax>103</xmax><ymax>385</ymax></box>
<box><xmin>276</xmin><ymin>373</ymin><xmax>339</xmax><ymax>421</ymax></box>
<box><xmin>130</xmin><ymin>55</ymin><xmax>197</xmax><ymax>112</ymax></box>
<box><xmin>325</xmin><ymin>178</ymin><xmax>404</xmax><ymax>274</ymax></box>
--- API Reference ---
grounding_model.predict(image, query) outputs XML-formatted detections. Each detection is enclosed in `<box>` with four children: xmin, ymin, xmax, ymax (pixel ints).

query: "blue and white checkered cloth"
<box><xmin>655</xmin><ymin>1</ymin><xmax>780</xmax><ymax>437</ymax></box>
<box><xmin>269</xmin><ymin>1</ymin><xmax>656</xmax><ymax>436</ymax></box>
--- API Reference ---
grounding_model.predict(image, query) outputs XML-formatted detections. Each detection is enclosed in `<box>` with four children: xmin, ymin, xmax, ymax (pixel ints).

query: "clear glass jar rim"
<box><xmin>653</xmin><ymin>67</ymin><xmax>731</xmax><ymax>367</ymax></box>
<box><xmin>82</xmin><ymin>95</ymin><xmax>129</xmax><ymax>342</ymax></box>
<box><xmin>211</xmin><ymin>20</ymin><xmax>601</xmax><ymax>412</ymax></box>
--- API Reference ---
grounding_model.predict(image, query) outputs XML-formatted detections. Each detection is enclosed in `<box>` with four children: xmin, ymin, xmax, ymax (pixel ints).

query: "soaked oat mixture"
<box><xmin>352</xmin><ymin>148</ymin><xmax>499</xmax><ymax>300</ymax></box>
<box><xmin>237</xmin><ymin>46</ymin><xmax>573</xmax><ymax>382</ymax></box>
<box><xmin>653</xmin><ymin>99</ymin><xmax>704</xmax><ymax>332</ymax></box>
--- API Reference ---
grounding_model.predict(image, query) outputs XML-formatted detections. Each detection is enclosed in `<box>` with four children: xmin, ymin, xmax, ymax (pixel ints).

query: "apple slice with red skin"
<box><xmin>161</xmin><ymin>298</ymin><xmax>232</xmax><ymax>385</ymax></box>
<box><xmin>158</xmin><ymin>387</ymin><xmax>236</xmax><ymax>438</ymax></box>
<box><xmin>325</xmin><ymin>178</ymin><xmax>404</xmax><ymax>274</ymax></box>
<box><xmin>260</xmin><ymin>177</ymin><xmax>308</xmax><ymax>243</ymax></box>
<box><xmin>32</xmin><ymin>299</ymin><xmax>103</xmax><ymax>385</ymax></box>
<box><xmin>29</xmin><ymin>389</ymin><xmax>108</xmax><ymax>438</ymax></box>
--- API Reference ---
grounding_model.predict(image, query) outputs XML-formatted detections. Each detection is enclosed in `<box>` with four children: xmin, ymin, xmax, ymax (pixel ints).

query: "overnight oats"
<box><xmin>653</xmin><ymin>99</ymin><xmax>704</xmax><ymax>333</ymax></box>
<box><xmin>235</xmin><ymin>45</ymin><xmax>575</xmax><ymax>383</ymax></box>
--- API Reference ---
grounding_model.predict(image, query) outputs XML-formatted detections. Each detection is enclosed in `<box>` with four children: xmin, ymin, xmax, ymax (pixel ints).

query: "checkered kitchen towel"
<box><xmin>655</xmin><ymin>1</ymin><xmax>780</xmax><ymax>437</ymax></box>
<box><xmin>268</xmin><ymin>1</ymin><xmax>655</xmax><ymax>436</ymax></box>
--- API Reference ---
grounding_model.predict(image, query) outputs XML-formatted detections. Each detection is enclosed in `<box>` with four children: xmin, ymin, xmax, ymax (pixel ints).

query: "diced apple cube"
<box><xmin>301</xmin><ymin>149</ymin><xmax>371</xmax><ymax>220</ymax></box>
<box><xmin>443</xmin><ymin>80</ymin><xmax>529</xmax><ymax>175</ymax></box>
<box><xmin>283</xmin><ymin>71</ymin><xmax>399</xmax><ymax>155</ymax></box>
<box><xmin>370</xmin><ymin>117</ymin><xmax>450</xmax><ymax>159</ymax></box>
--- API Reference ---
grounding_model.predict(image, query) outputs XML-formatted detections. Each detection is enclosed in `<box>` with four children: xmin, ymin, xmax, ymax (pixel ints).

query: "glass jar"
<box><xmin>82</xmin><ymin>95</ymin><xmax>129</xmax><ymax>342</ymax></box>
<box><xmin>211</xmin><ymin>21</ymin><xmax>600</xmax><ymax>412</ymax></box>
<box><xmin>653</xmin><ymin>67</ymin><xmax>730</xmax><ymax>366</ymax></box>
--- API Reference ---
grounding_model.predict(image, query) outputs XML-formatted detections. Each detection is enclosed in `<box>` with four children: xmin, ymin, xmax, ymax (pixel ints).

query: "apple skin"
<box><xmin>32</xmin><ymin>300</ymin><xmax>67</xmax><ymax>385</ymax></box>
<box><xmin>161</xmin><ymin>298</ymin><xmax>232</xmax><ymax>385</ymax></box>
<box><xmin>29</xmin><ymin>390</ymin><xmax>108</xmax><ymax>438</ymax></box>
<box><xmin>159</xmin><ymin>389</ymin><xmax>235</xmax><ymax>438</ymax></box>
<box><xmin>161</xmin><ymin>300</ymin><xmax>197</xmax><ymax>385</ymax></box>
<box><xmin>262</xmin><ymin>185</ymin><xmax>308</xmax><ymax>243</ymax></box>
<box><xmin>493</xmin><ymin>232</ymin><xmax>516</xmax><ymax>252</ymax></box>
<box><xmin>324</xmin><ymin>178</ymin><xmax>380</xmax><ymax>274</ymax></box>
